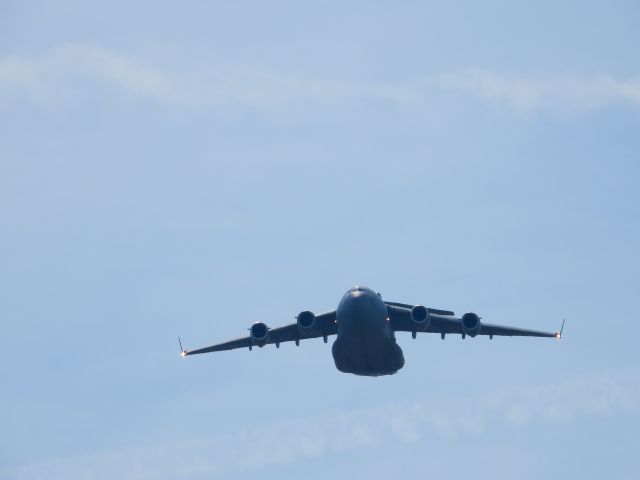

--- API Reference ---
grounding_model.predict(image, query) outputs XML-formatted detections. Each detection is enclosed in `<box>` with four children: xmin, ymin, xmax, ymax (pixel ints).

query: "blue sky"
<box><xmin>1</xmin><ymin>1</ymin><xmax>639</xmax><ymax>479</ymax></box>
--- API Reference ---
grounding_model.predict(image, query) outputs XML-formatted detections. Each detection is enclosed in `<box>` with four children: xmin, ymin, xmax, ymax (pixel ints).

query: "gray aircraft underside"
<box><xmin>181</xmin><ymin>285</ymin><xmax>562</xmax><ymax>376</ymax></box>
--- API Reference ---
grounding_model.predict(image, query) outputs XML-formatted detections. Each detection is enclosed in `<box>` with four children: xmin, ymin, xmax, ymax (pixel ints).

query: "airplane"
<box><xmin>179</xmin><ymin>285</ymin><xmax>563</xmax><ymax>376</ymax></box>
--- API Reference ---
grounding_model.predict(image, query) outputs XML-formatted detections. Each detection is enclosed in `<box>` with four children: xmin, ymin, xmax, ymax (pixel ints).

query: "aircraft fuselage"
<box><xmin>331</xmin><ymin>286</ymin><xmax>405</xmax><ymax>376</ymax></box>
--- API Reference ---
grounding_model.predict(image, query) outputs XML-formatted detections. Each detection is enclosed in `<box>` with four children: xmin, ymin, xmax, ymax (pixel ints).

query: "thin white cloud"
<box><xmin>433</xmin><ymin>70</ymin><xmax>640</xmax><ymax>111</ymax></box>
<box><xmin>3</xmin><ymin>372</ymin><xmax>638</xmax><ymax>480</ymax></box>
<box><xmin>2</xmin><ymin>45</ymin><xmax>640</xmax><ymax>113</ymax></box>
<box><xmin>0</xmin><ymin>45</ymin><xmax>417</xmax><ymax>110</ymax></box>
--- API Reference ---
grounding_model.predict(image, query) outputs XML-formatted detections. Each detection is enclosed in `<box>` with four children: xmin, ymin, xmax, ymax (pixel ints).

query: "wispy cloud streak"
<box><xmin>433</xmin><ymin>70</ymin><xmax>640</xmax><ymax>111</ymax></box>
<box><xmin>3</xmin><ymin>372</ymin><xmax>638</xmax><ymax>480</ymax></box>
<box><xmin>2</xmin><ymin>45</ymin><xmax>640</xmax><ymax>112</ymax></box>
<box><xmin>0</xmin><ymin>45</ymin><xmax>417</xmax><ymax>110</ymax></box>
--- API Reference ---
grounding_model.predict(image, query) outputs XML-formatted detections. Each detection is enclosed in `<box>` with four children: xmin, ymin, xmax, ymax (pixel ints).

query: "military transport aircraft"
<box><xmin>180</xmin><ymin>285</ymin><xmax>563</xmax><ymax>376</ymax></box>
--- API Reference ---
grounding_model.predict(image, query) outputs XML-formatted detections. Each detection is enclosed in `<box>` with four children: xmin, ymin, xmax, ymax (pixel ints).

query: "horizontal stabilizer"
<box><xmin>384</xmin><ymin>301</ymin><xmax>454</xmax><ymax>316</ymax></box>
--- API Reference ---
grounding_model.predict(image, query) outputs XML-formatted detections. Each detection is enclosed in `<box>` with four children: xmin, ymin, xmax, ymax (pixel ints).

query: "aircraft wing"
<box><xmin>384</xmin><ymin>301</ymin><xmax>454</xmax><ymax>316</ymax></box>
<box><xmin>387</xmin><ymin>305</ymin><xmax>560</xmax><ymax>338</ymax></box>
<box><xmin>182</xmin><ymin>310</ymin><xmax>338</xmax><ymax>356</ymax></box>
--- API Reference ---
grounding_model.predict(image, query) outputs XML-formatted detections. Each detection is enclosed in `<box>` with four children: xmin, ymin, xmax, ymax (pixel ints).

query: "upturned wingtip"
<box><xmin>178</xmin><ymin>337</ymin><xmax>188</xmax><ymax>357</ymax></box>
<box><xmin>556</xmin><ymin>318</ymin><xmax>566</xmax><ymax>339</ymax></box>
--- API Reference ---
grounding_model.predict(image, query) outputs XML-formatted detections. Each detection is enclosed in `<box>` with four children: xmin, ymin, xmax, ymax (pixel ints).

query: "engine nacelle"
<box><xmin>411</xmin><ymin>305</ymin><xmax>431</xmax><ymax>330</ymax></box>
<box><xmin>461</xmin><ymin>312</ymin><xmax>481</xmax><ymax>337</ymax></box>
<box><xmin>250</xmin><ymin>322</ymin><xmax>270</xmax><ymax>347</ymax></box>
<box><xmin>297</xmin><ymin>310</ymin><xmax>317</xmax><ymax>335</ymax></box>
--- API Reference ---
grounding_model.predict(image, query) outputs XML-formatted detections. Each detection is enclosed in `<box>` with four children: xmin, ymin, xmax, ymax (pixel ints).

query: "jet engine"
<box><xmin>250</xmin><ymin>322</ymin><xmax>270</xmax><ymax>347</ymax></box>
<box><xmin>297</xmin><ymin>310</ymin><xmax>317</xmax><ymax>335</ymax></box>
<box><xmin>461</xmin><ymin>312</ymin><xmax>481</xmax><ymax>337</ymax></box>
<box><xmin>411</xmin><ymin>305</ymin><xmax>431</xmax><ymax>330</ymax></box>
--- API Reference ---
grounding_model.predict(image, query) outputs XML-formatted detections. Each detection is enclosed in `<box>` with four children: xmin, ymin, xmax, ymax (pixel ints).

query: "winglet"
<box><xmin>556</xmin><ymin>318</ymin><xmax>565</xmax><ymax>339</ymax></box>
<box><xmin>178</xmin><ymin>336</ymin><xmax>188</xmax><ymax>357</ymax></box>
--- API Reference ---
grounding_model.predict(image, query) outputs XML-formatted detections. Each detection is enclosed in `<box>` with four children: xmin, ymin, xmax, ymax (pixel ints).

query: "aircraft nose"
<box><xmin>349</xmin><ymin>289</ymin><xmax>369</xmax><ymax>305</ymax></box>
<box><xmin>343</xmin><ymin>290</ymin><xmax>376</xmax><ymax>318</ymax></box>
